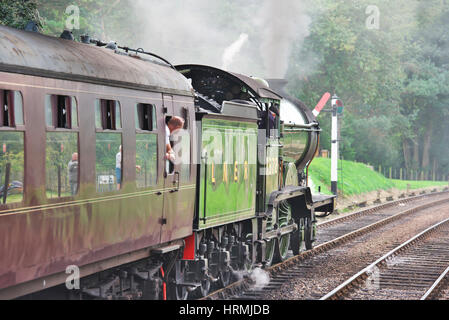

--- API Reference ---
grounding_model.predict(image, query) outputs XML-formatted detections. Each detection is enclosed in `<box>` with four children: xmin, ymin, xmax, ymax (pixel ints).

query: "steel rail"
<box><xmin>201</xmin><ymin>191</ymin><xmax>449</xmax><ymax>300</ymax></box>
<box><xmin>321</xmin><ymin>216</ymin><xmax>449</xmax><ymax>300</ymax></box>
<box><xmin>420</xmin><ymin>266</ymin><xmax>449</xmax><ymax>300</ymax></box>
<box><xmin>318</xmin><ymin>190</ymin><xmax>448</xmax><ymax>229</ymax></box>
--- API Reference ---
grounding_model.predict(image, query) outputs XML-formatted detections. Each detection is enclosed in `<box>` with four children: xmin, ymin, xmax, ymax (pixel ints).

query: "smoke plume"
<box><xmin>257</xmin><ymin>0</ymin><xmax>311</xmax><ymax>78</ymax></box>
<box><xmin>129</xmin><ymin>0</ymin><xmax>311</xmax><ymax>78</ymax></box>
<box><xmin>222</xmin><ymin>33</ymin><xmax>249</xmax><ymax>71</ymax></box>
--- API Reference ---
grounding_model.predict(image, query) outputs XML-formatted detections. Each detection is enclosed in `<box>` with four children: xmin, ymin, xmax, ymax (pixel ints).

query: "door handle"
<box><xmin>171</xmin><ymin>172</ymin><xmax>180</xmax><ymax>193</ymax></box>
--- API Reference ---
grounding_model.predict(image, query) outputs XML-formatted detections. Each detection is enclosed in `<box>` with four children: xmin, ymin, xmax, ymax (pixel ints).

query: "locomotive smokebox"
<box><xmin>266</xmin><ymin>79</ymin><xmax>320</xmax><ymax>172</ymax></box>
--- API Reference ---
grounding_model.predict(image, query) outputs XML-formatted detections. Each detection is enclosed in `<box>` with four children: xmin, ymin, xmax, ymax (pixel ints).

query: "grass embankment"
<box><xmin>308</xmin><ymin>158</ymin><xmax>448</xmax><ymax>197</ymax></box>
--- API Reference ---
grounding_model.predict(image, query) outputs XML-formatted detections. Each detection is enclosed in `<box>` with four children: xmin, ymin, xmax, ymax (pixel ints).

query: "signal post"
<box><xmin>331</xmin><ymin>95</ymin><xmax>343</xmax><ymax>196</ymax></box>
<box><xmin>314</xmin><ymin>94</ymin><xmax>343</xmax><ymax>197</ymax></box>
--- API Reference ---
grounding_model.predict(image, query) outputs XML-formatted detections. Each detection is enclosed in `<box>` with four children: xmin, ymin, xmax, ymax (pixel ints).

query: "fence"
<box><xmin>318</xmin><ymin>150</ymin><xmax>448</xmax><ymax>182</ymax></box>
<box><xmin>375</xmin><ymin>165</ymin><xmax>449</xmax><ymax>182</ymax></box>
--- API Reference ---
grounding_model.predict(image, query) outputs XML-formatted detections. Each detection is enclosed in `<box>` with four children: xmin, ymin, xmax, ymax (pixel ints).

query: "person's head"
<box><xmin>167</xmin><ymin>116</ymin><xmax>185</xmax><ymax>133</ymax></box>
<box><xmin>72</xmin><ymin>152</ymin><xmax>78</xmax><ymax>161</ymax></box>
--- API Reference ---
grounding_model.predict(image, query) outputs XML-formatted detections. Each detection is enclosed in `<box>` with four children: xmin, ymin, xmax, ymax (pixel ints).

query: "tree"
<box><xmin>34</xmin><ymin>0</ymin><xmax>141</xmax><ymax>46</ymax></box>
<box><xmin>400</xmin><ymin>2</ymin><xmax>449</xmax><ymax>174</ymax></box>
<box><xmin>286</xmin><ymin>0</ymin><xmax>449</xmax><ymax>177</ymax></box>
<box><xmin>0</xmin><ymin>0</ymin><xmax>42</xmax><ymax>30</ymax></box>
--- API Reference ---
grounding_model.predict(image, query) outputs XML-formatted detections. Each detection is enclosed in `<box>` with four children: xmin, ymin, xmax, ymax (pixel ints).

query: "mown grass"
<box><xmin>309</xmin><ymin>158</ymin><xmax>448</xmax><ymax>196</ymax></box>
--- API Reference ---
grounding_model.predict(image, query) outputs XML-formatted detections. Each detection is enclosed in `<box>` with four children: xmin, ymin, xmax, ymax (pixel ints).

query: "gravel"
<box><xmin>262</xmin><ymin>201</ymin><xmax>449</xmax><ymax>300</ymax></box>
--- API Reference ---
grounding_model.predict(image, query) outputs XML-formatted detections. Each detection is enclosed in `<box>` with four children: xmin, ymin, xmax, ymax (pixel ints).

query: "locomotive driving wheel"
<box><xmin>192</xmin><ymin>276</ymin><xmax>211</xmax><ymax>298</ymax></box>
<box><xmin>291</xmin><ymin>217</ymin><xmax>304</xmax><ymax>255</ymax></box>
<box><xmin>274</xmin><ymin>200</ymin><xmax>292</xmax><ymax>262</ymax></box>
<box><xmin>304</xmin><ymin>216</ymin><xmax>314</xmax><ymax>250</ymax></box>
<box><xmin>264</xmin><ymin>238</ymin><xmax>276</xmax><ymax>267</ymax></box>
<box><xmin>275</xmin><ymin>233</ymin><xmax>290</xmax><ymax>262</ymax></box>
<box><xmin>198</xmin><ymin>278</ymin><xmax>211</xmax><ymax>297</ymax></box>
<box><xmin>168</xmin><ymin>261</ymin><xmax>188</xmax><ymax>300</ymax></box>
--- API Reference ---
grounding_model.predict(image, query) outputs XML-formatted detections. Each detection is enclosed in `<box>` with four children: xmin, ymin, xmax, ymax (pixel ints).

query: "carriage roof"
<box><xmin>0</xmin><ymin>25</ymin><xmax>193</xmax><ymax>96</ymax></box>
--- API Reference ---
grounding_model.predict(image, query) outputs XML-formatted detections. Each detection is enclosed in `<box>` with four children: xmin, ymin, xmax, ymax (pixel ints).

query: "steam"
<box><xmin>127</xmin><ymin>0</ymin><xmax>311</xmax><ymax>78</ymax></box>
<box><xmin>250</xmin><ymin>268</ymin><xmax>270</xmax><ymax>290</ymax></box>
<box><xmin>257</xmin><ymin>0</ymin><xmax>311</xmax><ymax>78</ymax></box>
<box><xmin>130</xmin><ymin>0</ymin><xmax>234</xmax><ymax>67</ymax></box>
<box><xmin>222</xmin><ymin>33</ymin><xmax>249</xmax><ymax>71</ymax></box>
<box><xmin>232</xmin><ymin>267</ymin><xmax>271</xmax><ymax>293</ymax></box>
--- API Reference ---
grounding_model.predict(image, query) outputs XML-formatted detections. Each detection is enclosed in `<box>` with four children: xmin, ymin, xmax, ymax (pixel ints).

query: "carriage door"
<box><xmin>160</xmin><ymin>95</ymin><xmax>195</xmax><ymax>242</ymax></box>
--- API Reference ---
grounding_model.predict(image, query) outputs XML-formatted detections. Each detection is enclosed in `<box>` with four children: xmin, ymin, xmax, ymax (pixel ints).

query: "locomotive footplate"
<box><xmin>262</xmin><ymin>186</ymin><xmax>310</xmax><ymax>219</ymax></box>
<box><xmin>262</xmin><ymin>185</ymin><xmax>335</xmax><ymax>235</ymax></box>
<box><xmin>264</xmin><ymin>185</ymin><xmax>322</xmax><ymax>219</ymax></box>
<box><xmin>311</xmin><ymin>194</ymin><xmax>336</xmax><ymax>213</ymax></box>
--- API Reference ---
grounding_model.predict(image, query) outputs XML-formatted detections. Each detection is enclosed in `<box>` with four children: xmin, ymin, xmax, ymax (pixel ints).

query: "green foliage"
<box><xmin>0</xmin><ymin>132</ymin><xmax>24</xmax><ymax>181</ymax></box>
<box><xmin>45</xmin><ymin>132</ymin><xmax>78</xmax><ymax>197</ymax></box>
<box><xmin>0</xmin><ymin>0</ymin><xmax>42</xmax><ymax>30</ymax></box>
<box><xmin>35</xmin><ymin>0</ymin><xmax>141</xmax><ymax>43</ymax></box>
<box><xmin>136</xmin><ymin>133</ymin><xmax>158</xmax><ymax>188</ymax></box>
<box><xmin>288</xmin><ymin>0</ymin><xmax>449</xmax><ymax>176</ymax></box>
<box><xmin>95</xmin><ymin>132</ymin><xmax>121</xmax><ymax>175</ymax></box>
<box><xmin>0</xmin><ymin>132</ymin><xmax>24</xmax><ymax>204</ymax></box>
<box><xmin>309</xmin><ymin>157</ymin><xmax>447</xmax><ymax>197</ymax></box>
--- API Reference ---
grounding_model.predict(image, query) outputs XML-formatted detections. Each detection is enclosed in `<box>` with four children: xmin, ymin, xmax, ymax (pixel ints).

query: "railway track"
<box><xmin>201</xmin><ymin>190</ymin><xmax>449</xmax><ymax>300</ymax></box>
<box><xmin>322</xmin><ymin>216</ymin><xmax>449</xmax><ymax>300</ymax></box>
<box><xmin>421</xmin><ymin>267</ymin><xmax>449</xmax><ymax>300</ymax></box>
<box><xmin>316</xmin><ymin>190</ymin><xmax>449</xmax><ymax>245</ymax></box>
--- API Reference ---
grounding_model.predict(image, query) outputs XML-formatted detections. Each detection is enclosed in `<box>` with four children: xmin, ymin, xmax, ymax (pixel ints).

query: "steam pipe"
<box><xmin>87</xmin><ymin>38</ymin><xmax>175</xmax><ymax>69</ymax></box>
<box><xmin>284</xmin><ymin>122</ymin><xmax>320</xmax><ymax>129</ymax></box>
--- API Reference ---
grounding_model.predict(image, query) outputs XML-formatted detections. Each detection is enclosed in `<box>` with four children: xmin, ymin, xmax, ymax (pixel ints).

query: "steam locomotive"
<box><xmin>0</xmin><ymin>25</ymin><xmax>335</xmax><ymax>300</ymax></box>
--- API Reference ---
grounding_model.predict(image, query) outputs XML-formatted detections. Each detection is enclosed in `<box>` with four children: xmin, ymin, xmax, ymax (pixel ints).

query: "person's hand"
<box><xmin>165</xmin><ymin>151</ymin><xmax>175</xmax><ymax>162</ymax></box>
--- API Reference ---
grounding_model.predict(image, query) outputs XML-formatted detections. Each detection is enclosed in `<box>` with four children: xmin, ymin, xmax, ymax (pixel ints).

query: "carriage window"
<box><xmin>45</xmin><ymin>95</ymin><xmax>78</xmax><ymax>129</ymax></box>
<box><xmin>0</xmin><ymin>90</ymin><xmax>24</xmax><ymax>127</ymax></box>
<box><xmin>135</xmin><ymin>104</ymin><xmax>157</xmax><ymax>131</ymax></box>
<box><xmin>45</xmin><ymin>132</ymin><xmax>79</xmax><ymax>198</ymax></box>
<box><xmin>0</xmin><ymin>132</ymin><xmax>24</xmax><ymax>205</ymax></box>
<box><xmin>95</xmin><ymin>99</ymin><xmax>121</xmax><ymax>130</ymax></box>
<box><xmin>96</xmin><ymin>133</ymin><xmax>122</xmax><ymax>192</ymax></box>
<box><xmin>136</xmin><ymin>134</ymin><xmax>157</xmax><ymax>188</ymax></box>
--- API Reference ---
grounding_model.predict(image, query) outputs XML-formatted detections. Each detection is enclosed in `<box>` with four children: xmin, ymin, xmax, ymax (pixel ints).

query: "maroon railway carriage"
<box><xmin>0</xmin><ymin>25</ymin><xmax>197</xmax><ymax>299</ymax></box>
